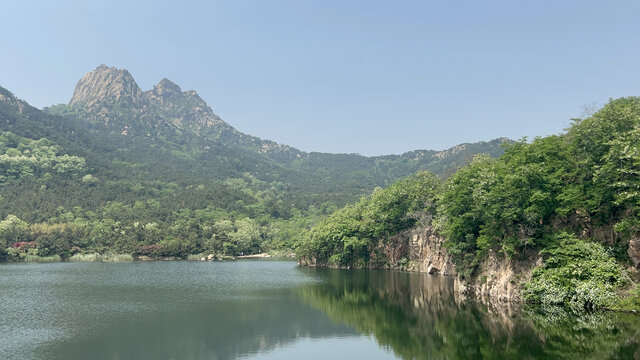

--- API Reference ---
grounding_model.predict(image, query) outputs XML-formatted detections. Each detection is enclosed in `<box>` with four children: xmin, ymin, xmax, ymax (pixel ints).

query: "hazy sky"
<box><xmin>1</xmin><ymin>1</ymin><xmax>639</xmax><ymax>155</ymax></box>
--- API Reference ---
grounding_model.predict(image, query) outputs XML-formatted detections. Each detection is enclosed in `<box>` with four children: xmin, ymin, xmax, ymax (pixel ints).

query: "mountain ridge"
<box><xmin>64</xmin><ymin>65</ymin><xmax>304</xmax><ymax>161</ymax></box>
<box><xmin>0</xmin><ymin>64</ymin><xmax>512</xmax><ymax>195</ymax></box>
<box><xmin>62</xmin><ymin>65</ymin><xmax>510</xmax><ymax>165</ymax></box>
<box><xmin>0</xmin><ymin>72</ymin><xmax>510</xmax><ymax>261</ymax></box>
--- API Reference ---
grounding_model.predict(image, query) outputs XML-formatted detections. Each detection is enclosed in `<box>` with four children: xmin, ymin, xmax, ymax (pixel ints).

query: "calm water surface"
<box><xmin>0</xmin><ymin>260</ymin><xmax>638</xmax><ymax>359</ymax></box>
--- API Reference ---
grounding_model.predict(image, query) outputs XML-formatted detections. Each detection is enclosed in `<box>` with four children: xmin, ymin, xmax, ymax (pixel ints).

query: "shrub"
<box><xmin>611</xmin><ymin>284</ymin><xmax>640</xmax><ymax>312</ymax></box>
<box><xmin>523</xmin><ymin>232</ymin><xmax>626</xmax><ymax>311</ymax></box>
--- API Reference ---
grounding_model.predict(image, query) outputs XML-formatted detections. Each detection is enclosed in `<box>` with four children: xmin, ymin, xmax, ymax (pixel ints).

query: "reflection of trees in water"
<box><xmin>43</xmin><ymin>292</ymin><xmax>357</xmax><ymax>360</ymax></box>
<box><xmin>300</xmin><ymin>269</ymin><xmax>640</xmax><ymax>360</ymax></box>
<box><xmin>523</xmin><ymin>306</ymin><xmax>640</xmax><ymax>359</ymax></box>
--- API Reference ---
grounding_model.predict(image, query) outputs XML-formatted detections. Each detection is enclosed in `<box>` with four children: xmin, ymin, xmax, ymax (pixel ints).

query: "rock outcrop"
<box><xmin>406</xmin><ymin>226</ymin><xmax>456</xmax><ymax>276</ymax></box>
<box><xmin>381</xmin><ymin>226</ymin><xmax>538</xmax><ymax>301</ymax></box>
<box><xmin>301</xmin><ymin>225</ymin><xmax>540</xmax><ymax>302</ymax></box>
<box><xmin>367</xmin><ymin>226</ymin><xmax>455</xmax><ymax>276</ymax></box>
<box><xmin>455</xmin><ymin>250</ymin><xmax>541</xmax><ymax>302</ymax></box>
<box><xmin>628</xmin><ymin>235</ymin><xmax>640</xmax><ymax>269</ymax></box>
<box><xmin>0</xmin><ymin>87</ymin><xmax>28</xmax><ymax>114</ymax></box>
<box><xmin>69</xmin><ymin>65</ymin><xmax>148</xmax><ymax>108</ymax></box>
<box><xmin>66</xmin><ymin>65</ymin><xmax>302</xmax><ymax>160</ymax></box>
<box><xmin>147</xmin><ymin>78</ymin><xmax>183</xmax><ymax>106</ymax></box>
<box><xmin>145</xmin><ymin>78</ymin><xmax>228</xmax><ymax>134</ymax></box>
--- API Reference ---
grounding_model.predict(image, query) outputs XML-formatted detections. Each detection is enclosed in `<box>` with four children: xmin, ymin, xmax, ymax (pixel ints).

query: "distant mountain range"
<box><xmin>0</xmin><ymin>64</ymin><xmax>510</xmax><ymax>257</ymax></box>
<box><xmin>49</xmin><ymin>65</ymin><xmax>509</xmax><ymax>183</ymax></box>
<box><xmin>0</xmin><ymin>65</ymin><xmax>510</xmax><ymax>214</ymax></box>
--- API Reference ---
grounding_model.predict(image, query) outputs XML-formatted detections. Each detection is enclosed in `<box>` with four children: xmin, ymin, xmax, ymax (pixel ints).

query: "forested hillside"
<box><xmin>297</xmin><ymin>96</ymin><xmax>640</xmax><ymax>311</ymax></box>
<box><xmin>0</xmin><ymin>66</ymin><xmax>506</xmax><ymax>262</ymax></box>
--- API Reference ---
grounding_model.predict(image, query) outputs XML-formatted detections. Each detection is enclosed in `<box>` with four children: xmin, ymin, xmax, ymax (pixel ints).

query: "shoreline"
<box><xmin>4</xmin><ymin>255</ymin><xmax>638</xmax><ymax>315</ymax></box>
<box><xmin>1</xmin><ymin>252</ymin><xmax>296</xmax><ymax>264</ymax></box>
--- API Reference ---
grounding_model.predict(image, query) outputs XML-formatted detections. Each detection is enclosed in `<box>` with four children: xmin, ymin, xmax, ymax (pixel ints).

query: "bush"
<box><xmin>612</xmin><ymin>284</ymin><xmax>640</xmax><ymax>312</ymax></box>
<box><xmin>523</xmin><ymin>233</ymin><xmax>626</xmax><ymax>311</ymax></box>
<box><xmin>297</xmin><ymin>171</ymin><xmax>441</xmax><ymax>267</ymax></box>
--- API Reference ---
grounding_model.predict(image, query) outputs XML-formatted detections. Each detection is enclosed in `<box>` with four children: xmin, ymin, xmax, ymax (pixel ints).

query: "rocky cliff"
<box><xmin>300</xmin><ymin>225</ymin><xmax>540</xmax><ymax>302</ymax></box>
<box><xmin>628</xmin><ymin>235</ymin><xmax>640</xmax><ymax>269</ymax></box>
<box><xmin>386</xmin><ymin>226</ymin><xmax>539</xmax><ymax>302</ymax></box>
<box><xmin>454</xmin><ymin>250</ymin><xmax>541</xmax><ymax>302</ymax></box>
<box><xmin>372</xmin><ymin>226</ymin><xmax>457</xmax><ymax>276</ymax></box>
<box><xmin>351</xmin><ymin>220</ymin><xmax>636</xmax><ymax>302</ymax></box>
<box><xmin>363</xmin><ymin>219</ymin><xmax>636</xmax><ymax>302</ymax></box>
<box><xmin>324</xmin><ymin>226</ymin><xmax>453</xmax><ymax>275</ymax></box>
<box><xmin>70</xmin><ymin>65</ymin><xmax>148</xmax><ymax>109</ymax></box>
<box><xmin>65</xmin><ymin>65</ymin><xmax>302</xmax><ymax>160</ymax></box>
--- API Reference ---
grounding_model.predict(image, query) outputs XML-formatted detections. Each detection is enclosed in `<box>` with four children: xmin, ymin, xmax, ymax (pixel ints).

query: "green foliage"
<box><xmin>611</xmin><ymin>284</ymin><xmax>640</xmax><ymax>312</ymax></box>
<box><xmin>297</xmin><ymin>171</ymin><xmax>441</xmax><ymax>267</ymax></box>
<box><xmin>0</xmin><ymin>132</ymin><xmax>86</xmax><ymax>183</ymax></box>
<box><xmin>437</xmin><ymin>135</ymin><xmax>574</xmax><ymax>276</ymax></box>
<box><xmin>0</xmin><ymin>214</ymin><xmax>29</xmax><ymax>260</ymax></box>
<box><xmin>435</xmin><ymin>97</ymin><xmax>640</xmax><ymax>276</ymax></box>
<box><xmin>0</xmin><ymin>85</ymin><xmax>506</xmax><ymax>262</ymax></box>
<box><xmin>562</xmin><ymin>97</ymin><xmax>640</xmax><ymax>225</ymax></box>
<box><xmin>300</xmin><ymin>96</ymin><xmax>640</xmax><ymax>309</ymax></box>
<box><xmin>302</xmin><ymin>269</ymin><xmax>640</xmax><ymax>359</ymax></box>
<box><xmin>523</xmin><ymin>233</ymin><xmax>625</xmax><ymax>311</ymax></box>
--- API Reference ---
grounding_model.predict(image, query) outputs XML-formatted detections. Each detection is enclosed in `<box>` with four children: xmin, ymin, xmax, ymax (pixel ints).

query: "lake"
<box><xmin>0</xmin><ymin>260</ymin><xmax>638</xmax><ymax>359</ymax></box>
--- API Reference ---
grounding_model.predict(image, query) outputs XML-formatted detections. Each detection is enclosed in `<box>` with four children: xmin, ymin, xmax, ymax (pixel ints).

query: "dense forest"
<box><xmin>2</xmin><ymin>65</ymin><xmax>640</xmax><ymax>311</ymax></box>
<box><xmin>0</xmin><ymin>66</ymin><xmax>505</xmax><ymax>263</ymax></box>
<box><xmin>297</xmin><ymin>97</ymin><xmax>640</xmax><ymax>310</ymax></box>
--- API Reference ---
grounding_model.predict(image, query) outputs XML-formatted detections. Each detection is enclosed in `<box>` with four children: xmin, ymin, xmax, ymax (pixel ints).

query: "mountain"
<box><xmin>52</xmin><ymin>65</ymin><xmax>509</xmax><ymax>185</ymax></box>
<box><xmin>58</xmin><ymin>65</ymin><xmax>300</xmax><ymax>162</ymax></box>
<box><xmin>0</xmin><ymin>65</ymin><xmax>509</xmax><ymax>261</ymax></box>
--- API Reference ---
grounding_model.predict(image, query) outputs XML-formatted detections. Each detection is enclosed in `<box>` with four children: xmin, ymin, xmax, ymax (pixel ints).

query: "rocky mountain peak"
<box><xmin>147</xmin><ymin>78</ymin><xmax>183</xmax><ymax>106</ymax></box>
<box><xmin>156</xmin><ymin>78</ymin><xmax>182</xmax><ymax>93</ymax></box>
<box><xmin>69</xmin><ymin>65</ymin><xmax>147</xmax><ymax>108</ymax></box>
<box><xmin>64</xmin><ymin>65</ymin><xmax>289</xmax><ymax>154</ymax></box>
<box><xmin>182</xmin><ymin>90</ymin><xmax>207</xmax><ymax>107</ymax></box>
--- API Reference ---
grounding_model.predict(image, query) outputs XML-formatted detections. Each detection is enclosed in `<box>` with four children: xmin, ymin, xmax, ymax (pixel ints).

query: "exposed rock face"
<box><xmin>405</xmin><ymin>226</ymin><xmax>456</xmax><ymax>276</ymax></box>
<box><xmin>376</xmin><ymin>226</ymin><xmax>537</xmax><ymax>301</ymax></box>
<box><xmin>68</xmin><ymin>65</ymin><xmax>222</xmax><ymax>133</ymax></box>
<box><xmin>68</xmin><ymin>65</ymin><xmax>227</xmax><ymax>132</ymax></box>
<box><xmin>369</xmin><ymin>226</ymin><xmax>455</xmax><ymax>275</ymax></box>
<box><xmin>66</xmin><ymin>65</ymin><xmax>302</xmax><ymax>160</ymax></box>
<box><xmin>455</xmin><ymin>250</ymin><xmax>541</xmax><ymax>302</ymax></box>
<box><xmin>300</xmin><ymin>225</ymin><xmax>539</xmax><ymax>302</ymax></box>
<box><xmin>147</xmin><ymin>78</ymin><xmax>183</xmax><ymax>106</ymax></box>
<box><xmin>145</xmin><ymin>78</ymin><xmax>227</xmax><ymax>134</ymax></box>
<box><xmin>628</xmin><ymin>235</ymin><xmax>640</xmax><ymax>269</ymax></box>
<box><xmin>434</xmin><ymin>144</ymin><xmax>467</xmax><ymax>159</ymax></box>
<box><xmin>69</xmin><ymin>65</ymin><xmax>148</xmax><ymax>108</ymax></box>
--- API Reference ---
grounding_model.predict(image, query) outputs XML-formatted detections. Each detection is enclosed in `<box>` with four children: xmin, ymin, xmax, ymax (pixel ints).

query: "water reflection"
<box><xmin>299</xmin><ymin>268</ymin><xmax>640</xmax><ymax>359</ymax></box>
<box><xmin>46</xmin><ymin>294</ymin><xmax>358</xmax><ymax>360</ymax></box>
<box><xmin>0</xmin><ymin>261</ymin><xmax>360</xmax><ymax>360</ymax></box>
<box><xmin>2</xmin><ymin>262</ymin><xmax>639</xmax><ymax>360</ymax></box>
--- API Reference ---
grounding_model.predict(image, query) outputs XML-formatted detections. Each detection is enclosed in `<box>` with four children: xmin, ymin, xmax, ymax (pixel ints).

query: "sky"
<box><xmin>1</xmin><ymin>1</ymin><xmax>639</xmax><ymax>156</ymax></box>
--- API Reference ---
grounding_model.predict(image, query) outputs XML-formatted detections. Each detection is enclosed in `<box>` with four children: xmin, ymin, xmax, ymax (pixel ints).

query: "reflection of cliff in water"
<box><xmin>43</xmin><ymin>291</ymin><xmax>357</xmax><ymax>360</ymax></box>
<box><xmin>300</xmin><ymin>268</ymin><xmax>640</xmax><ymax>360</ymax></box>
